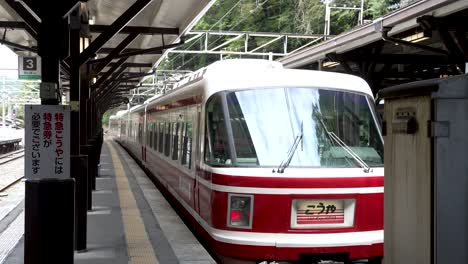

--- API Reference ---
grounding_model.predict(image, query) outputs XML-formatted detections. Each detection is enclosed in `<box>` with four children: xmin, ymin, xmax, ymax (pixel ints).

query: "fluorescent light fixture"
<box><xmin>323</xmin><ymin>61</ymin><xmax>340</xmax><ymax>67</ymax></box>
<box><xmin>401</xmin><ymin>32</ymin><xmax>430</xmax><ymax>43</ymax></box>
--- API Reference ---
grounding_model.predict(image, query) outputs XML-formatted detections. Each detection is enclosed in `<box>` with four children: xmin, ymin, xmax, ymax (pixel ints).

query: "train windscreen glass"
<box><xmin>223</xmin><ymin>87</ymin><xmax>384</xmax><ymax>168</ymax></box>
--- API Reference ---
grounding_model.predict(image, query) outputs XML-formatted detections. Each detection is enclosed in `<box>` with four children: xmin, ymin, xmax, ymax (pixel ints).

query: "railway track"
<box><xmin>0</xmin><ymin>149</ymin><xmax>24</xmax><ymax>165</ymax></box>
<box><xmin>0</xmin><ymin>149</ymin><xmax>25</xmax><ymax>193</ymax></box>
<box><xmin>0</xmin><ymin>176</ymin><xmax>23</xmax><ymax>194</ymax></box>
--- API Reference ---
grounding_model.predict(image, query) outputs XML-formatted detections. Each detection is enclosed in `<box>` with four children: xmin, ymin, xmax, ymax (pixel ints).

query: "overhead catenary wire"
<box><xmin>164</xmin><ymin>0</ymin><xmax>245</xmax><ymax>67</ymax></box>
<box><xmin>171</xmin><ymin>0</ymin><xmax>269</xmax><ymax>70</ymax></box>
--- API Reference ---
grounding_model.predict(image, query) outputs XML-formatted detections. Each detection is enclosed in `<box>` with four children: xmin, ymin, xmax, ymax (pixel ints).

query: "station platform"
<box><xmin>0</xmin><ymin>138</ymin><xmax>22</xmax><ymax>155</ymax></box>
<box><xmin>4</xmin><ymin>139</ymin><xmax>215</xmax><ymax>264</ymax></box>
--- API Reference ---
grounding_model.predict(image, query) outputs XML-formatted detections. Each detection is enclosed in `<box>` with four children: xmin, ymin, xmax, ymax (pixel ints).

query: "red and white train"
<box><xmin>110</xmin><ymin>59</ymin><xmax>384</xmax><ymax>264</ymax></box>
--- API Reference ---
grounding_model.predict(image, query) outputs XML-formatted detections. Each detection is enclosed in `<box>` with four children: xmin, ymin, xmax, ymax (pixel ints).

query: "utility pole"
<box><xmin>324</xmin><ymin>0</ymin><xmax>331</xmax><ymax>38</ymax></box>
<box><xmin>323</xmin><ymin>0</ymin><xmax>366</xmax><ymax>37</ymax></box>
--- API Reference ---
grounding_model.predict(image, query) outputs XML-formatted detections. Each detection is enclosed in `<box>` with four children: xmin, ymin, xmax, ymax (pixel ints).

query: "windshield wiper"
<box><xmin>276</xmin><ymin>121</ymin><xmax>303</xmax><ymax>173</ymax></box>
<box><xmin>318</xmin><ymin>118</ymin><xmax>371</xmax><ymax>173</ymax></box>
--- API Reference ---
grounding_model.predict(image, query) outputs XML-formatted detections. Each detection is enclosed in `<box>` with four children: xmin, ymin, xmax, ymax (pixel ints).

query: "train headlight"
<box><xmin>227</xmin><ymin>194</ymin><xmax>253</xmax><ymax>228</ymax></box>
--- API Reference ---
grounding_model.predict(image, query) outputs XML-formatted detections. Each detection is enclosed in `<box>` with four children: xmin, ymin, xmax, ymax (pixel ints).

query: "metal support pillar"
<box><xmin>25</xmin><ymin>4</ymin><xmax>74</xmax><ymax>264</ymax></box>
<box><xmin>69</xmin><ymin>6</ymin><xmax>87</xmax><ymax>251</ymax></box>
<box><xmin>25</xmin><ymin>179</ymin><xmax>75</xmax><ymax>264</ymax></box>
<box><xmin>79</xmin><ymin>63</ymin><xmax>91</xmax><ymax>211</ymax></box>
<box><xmin>39</xmin><ymin>18</ymin><xmax>62</xmax><ymax>105</ymax></box>
<box><xmin>85</xmin><ymin>97</ymin><xmax>97</xmax><ymax>210</ymax></box>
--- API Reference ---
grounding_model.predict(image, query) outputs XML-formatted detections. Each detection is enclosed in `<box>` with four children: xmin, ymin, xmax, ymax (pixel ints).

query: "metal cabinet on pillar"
<box><xmin>379</xmin><ymin>74</ymin><xmax>468</xmax><ymax>264</ymax></box>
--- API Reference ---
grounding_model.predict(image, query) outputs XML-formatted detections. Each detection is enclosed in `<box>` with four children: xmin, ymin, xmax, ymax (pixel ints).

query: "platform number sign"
<box><xmin>19</xmin><ymin>56</ymin><xmax>41</xmax><ymax>80</ymax></box>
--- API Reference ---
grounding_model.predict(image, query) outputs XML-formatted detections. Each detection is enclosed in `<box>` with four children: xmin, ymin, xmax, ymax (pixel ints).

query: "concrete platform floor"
<box><xmin>4</xmin><ymin>140</ymin><xmax>214</xmax><ymax>264</ymax></box>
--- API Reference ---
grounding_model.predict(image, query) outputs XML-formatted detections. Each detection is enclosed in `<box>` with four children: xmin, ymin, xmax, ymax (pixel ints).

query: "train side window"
<box><xmin>172</xmin><ymin>122</ymin><xmax>180</xmax><ymax>160</ymax></box>
<box><xmin>128</xmin><ymin>121</ymin><xmax>132</xmax><ymax>138</ymax></box>
<box><xmin>149</xmin><ymin>122</ymin><xmax>153</xmax><ymax>148</ymax></box>
<box><xmin>164</xmin><ymin>122</ymin><xmax>171</xmax><ymax>157</ymax></box>
<box><xmin>204</xmin><ymin>95</ymin><xmax>231</xmax><ymax>165</ymax></box>
<box><xmin>181</xmin><ymin>122</ymin><xmax>193</xmax><ymax>169</ymax></box>
<box><xmin>177</xmin><ymin>122</ymin><xmax>185</xmax><ymax>163</ymax></box>
<box><xmin>158</xmin><ymin>122</ymin><xmax>164</xmax><ymax>153</ymax></box>
<box><xmin>154</xmin><ymin>123</ymin><xmax>157</xmax><ymax>150</ymax></box>
<box><xmin>138</xmin><ymin>123</ymin><xmax>142</xmax><ymax>144</ymax></box>
<box><xmin>153</xmin><ymin>122</ymin><xmax>157</xmax><ymax>151</ymax></box>
<box><xmin>121</xmin><ymin>123</ymin><xmax>126</xmax><ymax>136</ymax></box>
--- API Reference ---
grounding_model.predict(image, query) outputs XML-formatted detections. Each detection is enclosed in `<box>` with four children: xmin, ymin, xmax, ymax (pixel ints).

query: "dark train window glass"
<box><xmin>164</xmin><ymin>122</ymin><xmax>171</xmax><ymax>157</ymax></box>
<box><xmin>204</xmin><ymin>95</ymin><xmax>231</xmax><ymax>166</ymax></box>
<box><xmin>181</xmin><ymin>122</ymin><xmax>193</xmax><ymax>169</ymax></box>
<box><xmin>172</xmin><ymin>122</ymin><xmax>180</xmax><ymax>160</ymax></box>
<box><xmin>158</xmin><ymin>122</ymin><xmax>164</xmax><ymax>153</ymax></box>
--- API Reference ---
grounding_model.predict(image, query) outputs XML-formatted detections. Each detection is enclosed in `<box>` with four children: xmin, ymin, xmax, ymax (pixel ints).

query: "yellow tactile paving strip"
<box><xmin>107</xmin><ymin>142</ymin><xmax>159</xmax><ymax>264</ymax></box>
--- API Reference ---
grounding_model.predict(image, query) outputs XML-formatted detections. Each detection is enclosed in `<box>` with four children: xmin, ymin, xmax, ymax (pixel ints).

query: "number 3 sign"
<box><xmin>19</xmin><ymin>56</ymin><xmax>41</xmax><ymax>80</ymax></box>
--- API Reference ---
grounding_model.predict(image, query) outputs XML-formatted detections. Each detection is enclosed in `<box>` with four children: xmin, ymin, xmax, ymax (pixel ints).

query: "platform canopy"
<box><xmin>0</xmin><ymin>0</ymin><xmax>215</xmax><ymax>77</ymax></box>
<box><xmin>279</xmin><ymin>0</ymin><xmax>468</xmax><ymax>92</ymax></box>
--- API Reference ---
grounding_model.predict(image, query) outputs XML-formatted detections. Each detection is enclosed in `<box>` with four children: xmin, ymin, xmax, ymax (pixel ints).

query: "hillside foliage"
<box><xmin>159</xmin><ymin>0</ymin><xmax>418</xmax><ymax>71</ymax></box>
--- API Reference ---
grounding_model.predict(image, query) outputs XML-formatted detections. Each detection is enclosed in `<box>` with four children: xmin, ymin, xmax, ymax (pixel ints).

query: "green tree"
<box><xmin>102</xmin><ymin>111</ymin><xmax>112</xmax><ymax>128</ymax></box>
<box><xmin>161</xmin><ymin>0</ymin><xmax>415</xmax><ymax>71</ymax></box>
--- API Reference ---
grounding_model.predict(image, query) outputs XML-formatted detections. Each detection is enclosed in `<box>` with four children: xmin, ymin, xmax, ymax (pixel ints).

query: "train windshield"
<box><xmin>205</xmin><ymin>87</ymin><xmax>383</xmax><ymax>168</ymax></box>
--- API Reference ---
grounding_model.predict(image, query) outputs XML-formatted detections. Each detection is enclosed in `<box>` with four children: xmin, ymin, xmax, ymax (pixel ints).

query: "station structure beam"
<box><xmin>77</xmin><ymin>0</ymin><xmax>154</xmax><ymax>66</ymax></box>
<box><xmin>0</xmin><ymin>38</ymin><xmax>36</xmax><ymax>52</ymax></box>
<box><xmin>90</xmin><ymin>33</ymin><xmax>139</xmax><ymax>78</ymax></box>
<box><xmin>89</xmin><ymin>24</ymin><xmax>178</xmax><ymax>35</ymax></box>
<box><xmin>116</xmin><ymin>42</ymin><xmax>182</xmax><ymax>58</ymax></box>
<box><xmin>417</xmin><ymin>15</ymin><xmax>466</xmax><ymax>73</ymax></box>
<box><xmin>0</xmin><ymin>20</ymin><xmax>36</xmax><ymax>39</ymax></box>
<box><xmin>120</xmin><ymin>62</ymin><xmax>153</xmax><ymax>68</ymax></box>
<box><xmin>96</xmin><ymin>47</ymin><xmax>164</xmax><ymax>55</ymax></box>
<box><xmin>0</xmin><ymin>21</ymin><xmax>178</xmax><ymax>37</ymax></box>
<box><xmin>93</xmin><ymin>57</ymin><xmax>129</xmax><ymax>89</ymax></box>
<box><xmin>93</xmin><ymin>39</ymin><xmax>185</xmax><ymax>104</ymax></box>
<box><xmin>3</xmin><ymin>0</ymin><xmax>39</xmax><ymax>39</ymax></box>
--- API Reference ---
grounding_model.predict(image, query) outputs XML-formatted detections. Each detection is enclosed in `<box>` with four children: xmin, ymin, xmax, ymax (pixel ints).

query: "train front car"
<box><xmin>200</xmin><ymin>61</ymin><xmax>384</xmax><ymax>264</ymax></box>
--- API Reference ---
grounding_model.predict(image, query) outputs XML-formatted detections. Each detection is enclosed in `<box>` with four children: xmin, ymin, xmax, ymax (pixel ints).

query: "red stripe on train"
<box><xmin>209</xmin><ymin>172</ymin><xmax>383</xmax><ymax>188</ymax></box>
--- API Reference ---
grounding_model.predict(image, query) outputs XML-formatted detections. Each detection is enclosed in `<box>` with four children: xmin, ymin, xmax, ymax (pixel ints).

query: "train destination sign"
<box><xmin>293</xmin><ymin>199</ymin><xmax>347</xmax><ymax>226</ymax></box>
<box><xmin>25</xmin><ymin>105</ymin><xmax>70</xmax><ymax>179</ymax></box>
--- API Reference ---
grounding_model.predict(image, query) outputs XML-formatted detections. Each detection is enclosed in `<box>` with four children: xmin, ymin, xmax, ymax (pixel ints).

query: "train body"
<box><xmin>111</xmin><ymin>59</ymin><xmax>384</xmax><ymax>263</ymax></box>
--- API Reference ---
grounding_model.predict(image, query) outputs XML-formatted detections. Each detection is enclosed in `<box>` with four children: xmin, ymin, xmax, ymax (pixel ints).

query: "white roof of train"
<box><xmin>201</xmin><ymin>59</ymin><xmax>373</xmax><ymax>95</ymax></box>
<box><xmin>132</xmin><ymin>59</ymin><xmax>374</xmax><ymax>113</ymax></box>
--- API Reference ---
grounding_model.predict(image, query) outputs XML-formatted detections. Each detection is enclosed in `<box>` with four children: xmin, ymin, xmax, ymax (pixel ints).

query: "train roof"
<box><xmin>198</xmin><ymin>59</ymin><xmax>373</xmax><ymax>95</ymax></box>
<box><xmin>115</xmin><ymin>110</ymin><xmax>128</xmax><ymax>117</ymax></box>
<box><xmin>129</xmin><ymin>104</ymin><xmax>146</xmax><ymax>113</ymax></box>
<box><xmin>132</xmin><ymin>59</ymin><xmax>374</xmax><ymax>113</ymax></box>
